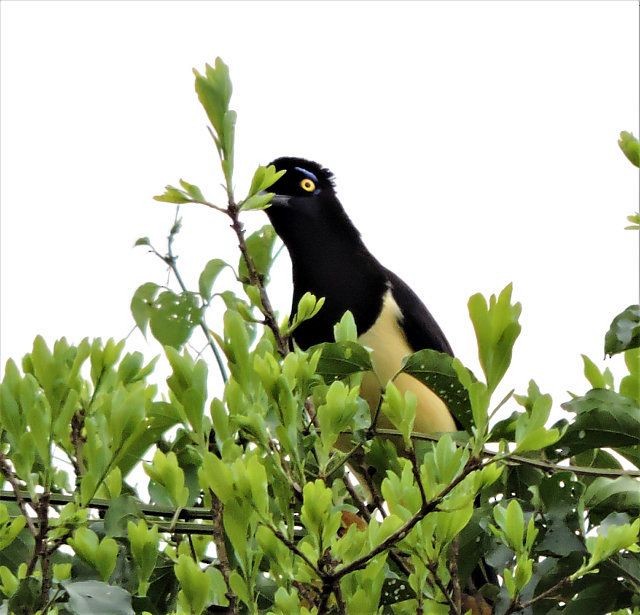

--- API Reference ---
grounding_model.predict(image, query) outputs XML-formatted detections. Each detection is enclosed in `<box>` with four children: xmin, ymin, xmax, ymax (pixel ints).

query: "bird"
<box><xmin>264</xmin><ymin>156</ymin><xmax>459</xmax><ymax>435</ymax></box>
<box><xmin>264</xmin><ymin>158</ymin><xmax>496</xmax><ymax>607</ymax></box>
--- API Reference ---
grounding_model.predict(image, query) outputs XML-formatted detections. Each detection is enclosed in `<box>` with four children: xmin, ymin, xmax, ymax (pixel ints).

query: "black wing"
<box><xmin>385</xmin><ymin>269</ymin><xmax>453</xmax><ymax>356</ymax></box>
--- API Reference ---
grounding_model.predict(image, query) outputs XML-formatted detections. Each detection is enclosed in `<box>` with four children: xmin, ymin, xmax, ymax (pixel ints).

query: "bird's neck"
<box><xmin>273</xmin><ymin>206</ymin><xmax>378</xmax><ymax>292</ymax></box>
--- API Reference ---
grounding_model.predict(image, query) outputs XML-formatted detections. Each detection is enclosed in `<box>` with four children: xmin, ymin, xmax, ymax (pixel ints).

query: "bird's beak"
<box><xmin>269</xmin><ymin>194</ymin><xmax>291</xmax><ymax>207</ymax></box>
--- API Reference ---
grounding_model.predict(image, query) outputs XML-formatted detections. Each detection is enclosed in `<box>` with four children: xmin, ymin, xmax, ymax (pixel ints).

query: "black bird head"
<box><xmin>264</xmin><ymin>157</ymin><xmax>361</xmax><ymax>252</ymax></box>
<box><xmin>267</xmin><ymin>157</ymin><xmax>336</xmax><ymax>204</ymax></box>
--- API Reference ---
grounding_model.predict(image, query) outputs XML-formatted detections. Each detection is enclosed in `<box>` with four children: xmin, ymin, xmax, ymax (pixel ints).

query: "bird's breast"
<box><xmin>358</xmin><ymin>290</ymin><xmax>457</xmax><ymax>434</ymax></box>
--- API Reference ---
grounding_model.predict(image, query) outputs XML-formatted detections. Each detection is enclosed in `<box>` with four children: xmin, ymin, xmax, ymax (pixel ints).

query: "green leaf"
<box><xmin>143</xmin><ymin>450</ymin><xmax>189</xmax><ymax>509</ymax></box>
<box><xmin>134</xmin><ymin>236</ymin><xmax>150</xmax><ymax>247</ymax></box>
<box><xmin>620</xmin><ymin>347</ymin><xmax>640</xmax><ymax>404</ymax></box>
<box><xmin>558</xmin><ymin>389</ymin><xmax>640</xmax><ymax>456</ymax></box>
<box><xmin>491</xmin><ymin>499</ymin><xmax>528</xmax><ymax>554</ymax></box>
<box><xmin>238</xmin><ymin>224</ymin><xmax>277</xmax><ymax>283</ymax></box>
<box><xmin>62</xmin><ymin>580</ymin><xmax>135</xmax><ymax>615</ymax></box>
<box><xmin>165</xmin><ymin>346</ymin><xmax>208</xmax><ymax>432</ymax></box>
<box><xmin>240</xmin><ymin>192</ymin><xmax>273</xmax><ymax>211</ymax></box>
<box><xmin>309</xmin><ymin>341</ymin><xmax>373</xmax><ymax>381</ymax></box>
<box><xmin>104</xmin><ymin>496</ymin><xmax>142</xmax><ymax>538</ymax></box>
<box><xmin>193</xmin><ymin>58</ymin><xmax>232</xmax><ymax>147</ymax></box>
<box><xmin>247</xmin><ymin>165</ymin><xmax>286</xmax><ymax>198</ymax></box>
<box><xmin>468</xmin><ymin>284</ymin><xmax>522</xmax><ymax>394</ymax></box>
<box><xmin>178</xmin><ymin>179</ymin><xmax>204</xmax><ymax>202</ymax></box>
<box><xmin>626</xmin><ymin>212</ymin><xmax>640</xmax><ymax>231</ymax></box>
<box><xmin>288</xmin><ymin>292</ymin><xmax>325</xmax><ymax>334</ymax></box>
<box><xmin>618</xmin><ymin>131</ymin><xmax>640</xmax><ymax>168</ymax></box>
<box><xmin>402</xmin><ymin>349</ymin><xmax>474</xmax><ymax>432</ymax></box>
<box><xmin>130</xmin><ymin>282</ymin><xmax>160</xmax><ymax>336</ymax></box>
<box><xmin>380</xmin><ymin>381</ymin><xmax>416</xmax><ymax>450</ymax></box>
<box><xmin>221</xmin><ymin>109</ymin><xmax>236</xmax><ymax>185</ymax></box>
<box><xmin>148</xmin><ymin>290</ymin><xmax>203</xmax><ymax>348</ymax></box>
<box><xmin>316</xmin><ymin>380</ymin><xmax>362</xmax><ymax>452</ymax></box>
<box><xmin>333</xmin><ymin>310</ymin><xmax>358</xmax><ymax>343</ymax></box>
<box><xmin>581</xmin><ymin>355</ymin><xmax>611</xmax><ymax>389</ymax></box>
<box><xmin>8</xmin><ymin>577</ymin><xmax>41</xmax><ymax>615</ymax></box>
<box><xmin>153</xmin><ymin>184</ymin><xmax>193</xmax><ymax>204</ymax></box>
<box><xmin>578</xmin><ymin>518</ymin><xmax>640</xmax><ymax>577</ymax></box>
<box><xmin>583</xmin><ymin>476</ymin><xmax>640</xmax><ymax>514</ymax></box>
<box><xmin>605</xmin><ymin>305</ymin><xmax>640</xmax><ymax>357</ymax></box>
<box><xmin>95</xmin><ymin>536</ymin><xmax>118</xmax><ymax>582</ymax></box>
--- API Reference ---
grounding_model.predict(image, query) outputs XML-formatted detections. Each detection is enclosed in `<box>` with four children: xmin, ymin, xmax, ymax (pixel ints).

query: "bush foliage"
<box><xmin>1</xmin><ymin>59</ymin><xmax>639</xmax><ymax>615</ymax></box>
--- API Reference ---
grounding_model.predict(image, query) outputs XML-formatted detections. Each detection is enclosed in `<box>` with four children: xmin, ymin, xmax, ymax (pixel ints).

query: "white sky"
<box><xmin>1</xmin><ymin>1</ymin><xmax>639</xmax><ymax>423</ymax></box>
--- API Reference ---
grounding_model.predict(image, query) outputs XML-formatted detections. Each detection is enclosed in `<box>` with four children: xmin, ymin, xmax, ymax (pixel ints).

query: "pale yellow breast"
<box><xmin>358</xmin><ymin>290</ymin><xmax>457</xmax><ymax>434</ymax></box>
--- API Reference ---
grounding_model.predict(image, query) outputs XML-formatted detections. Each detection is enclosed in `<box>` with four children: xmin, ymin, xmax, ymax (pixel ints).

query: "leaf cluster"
<box><xmin>0</xmin><ymin>59</ymin><xmax>638</xmax><ymax>615</ymax></box>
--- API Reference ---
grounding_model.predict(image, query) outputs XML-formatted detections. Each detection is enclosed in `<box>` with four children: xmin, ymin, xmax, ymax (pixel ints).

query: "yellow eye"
<box><xmin>300</xmin><ymin>178</ymin><xmax>316</xmax><ymax>192</ymax></box>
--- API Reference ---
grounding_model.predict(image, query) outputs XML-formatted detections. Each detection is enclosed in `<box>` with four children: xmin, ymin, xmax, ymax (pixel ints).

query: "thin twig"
<box><xmin>0</xmin><ymin>454</ymin><xmax>37</xmax><ymax>537</ymax></box>
<box><xmin>507</xmin><ymin>576</ymin><xmax>571</xmax><ymax>613</ymax></box>
<box><xmin>374</xmin><ymin>429</ymin><xmax>640</xmax><ymax>478</ymax></box>
<box><xmin>450</xmin><ymin>538</ymin><xmax>462</xmax><ymax>613</ymax></box>
<box><xmin>328</xmin><ymin>458</ymin><xmax>481</xmax><ymax>582</ymax></box>
<box><xmin>36</xmin><ymin>493</ymin><xmax>53</xmax><ymax>608</ymax></box>
<box><xmin>224</xmin><ymin>202</ymin><xmax>289</xmax><ymax>356</ymax></box>
<box><xmin>163</xmin><ymin>208</ymin><xmax>229</xmax><ymax>383</ymax></box>
<box><xmin>341</xmin><ymin>474</ymin><xmax>412</xmax><ymax>577</ymax></box>
<box><xmin>210</xmin><ymin>494</ymin><xmax>238</xmax><ymax>613</ymax></box>
<box><xmin>266</xmin><ymin>524</ymin><xmax>322</xmax><ymax>577</ymax></box>
<box><xmin>428</xmin><ymin>561</ymin><xmax>460</xmax><ymax>615</ymax></box>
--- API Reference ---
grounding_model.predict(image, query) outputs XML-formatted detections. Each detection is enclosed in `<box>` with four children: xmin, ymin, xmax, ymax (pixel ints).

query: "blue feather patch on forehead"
<box><xmin>294</xmin><ymin>167</ymin><xmax>319</xmax><ymax>183</ymax></box>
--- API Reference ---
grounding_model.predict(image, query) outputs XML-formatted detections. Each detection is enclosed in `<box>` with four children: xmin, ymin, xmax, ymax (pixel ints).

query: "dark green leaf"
<box><xmin>103</xmin><ymin>496</ymin><xmax>143</xmax><ymax>538</ymax></box>
<box><xmin>401</xmin><ymin>349</ymin><xmax>474</xmax><ymax>432</ymax></box>
<box><xmin>573</xmin><ymin>448</ymin><xmax>623</xmax><ymax>472</ymax></box>
<box><xmin>148</xmin><ymin>291</ymin><xmax>203</xmax><ymax>348</ymax></box>
<box><xmin>557</xmin><ymin>389</ymin><xmax>640</xmax><ymax>456</ymax></box>
<box><xmin>63</xmin><ymin>580</ymin><xmax>135</xmax><ymax>615</ymax></box>
<box><xmin>7</xmin><ymin>577</ymin><xmax>40</xmax><ymax>614</ymax></box>
<box><xmin>309</xmin><ymin>341</ymin><xmax>373</xmax><ymax>381</ymax></box>
<box><xmin>379</xmin><ymin>577</ymin><xmax>415</xmax><ymax>606</ymax></box>
<box><xmin>616</xmin><ymin>445</ymin><xmax>640</xmax><ymax>469</ymax></box>
<box><xmin>604</xmin><ymin>305</ymin><xmax>640</xmax><ymax>357</ymax></box>
<box><xmin>583</xmin><ymin>476</ymin><xmax>640</xmax><ymax>515</ymax></box>
<box><xmin>134</xmin><ymin>237</ymin><xmax>150</xmax><ymax>247</ymax></box>
<box><xmin>535</xmin><ymin>473</ymin><xmax>585</xmax><ymax>557</ymax></box>
<box><xmin>553</xmin><ymin>581</ymin><xmax>625</xmax><ymax>615</ymax></box>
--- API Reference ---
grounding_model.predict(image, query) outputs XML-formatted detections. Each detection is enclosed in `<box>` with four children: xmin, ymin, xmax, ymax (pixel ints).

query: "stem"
<box><xmin>507</xmin><ymin>576</ymin><xmax>571</xmax><ymax>613</ymax></box>
<box><xmin>428</xmin><ymin>561</ymin><xmax>460</xmax><ymax>615</ymax></box>
<box><xmin>210</xmin><ymin>494</ymin><xmax>237</xmax><ymax>613</ymax></box>
<box><xmin>26</xmin><ymin>492</ymin><xmax>52</xmax><ymax>610</ymax></box>
<box><xmin>266</xmin><ymin>524</ymin><xmax>322</xmax><ymax>577</ymax></box>
<box><xmin>224</xmin><ymin>202</ymin><xmax>289</xmax><ymax>356</ymax></box>
<box><xmin>328</xmin><ymin>458</ymin><xmax>481</xmax><ymax>582</ymax></box>
<box><xmin>373</xmin><ymin>429</ymin><xmax>640</xmax><ymax>478</ymax></box>
<box><xmin>164</xmin><ymin>209</ymin><xmax>229</xmax><ymax>383</ymax></box>
<box><xmin>342</xmin><ymin>474</ymin><xmax>412</xmax><ymax>577</ymax></box>
<box><xmin>449</xmin><ymin>539</ymin><xmax>462</xmax><ymax>613</ymax></box>
<box><xmin>0</xmin><ymin>454</ymin><xmax>37</xmax><ymax>538</ymax></box>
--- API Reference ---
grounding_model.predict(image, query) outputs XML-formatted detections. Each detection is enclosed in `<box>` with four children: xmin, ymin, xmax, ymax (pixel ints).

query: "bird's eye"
<box><xmin>300</xmin><ymin>178</ymin><xmax>316</xmax><ymax>192</ymax></box>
